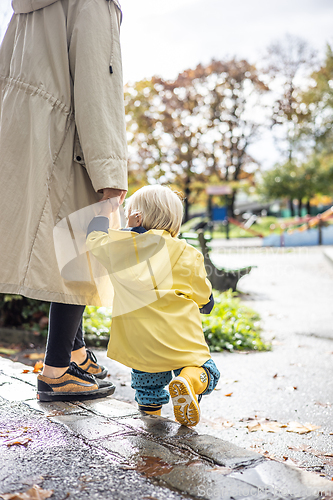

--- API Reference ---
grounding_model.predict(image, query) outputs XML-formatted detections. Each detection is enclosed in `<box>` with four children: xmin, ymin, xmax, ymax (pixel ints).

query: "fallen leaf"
<box><xmin>288</xmin><ymin>445</ymin><xmax>312</xmax><ymax>452</ymax></box>
<box><xmin>0</xmin><ymin>485</ymin><xmax>53</xmax><ymax>500</ymax></box>
<box><xmin>273</xmin><ymin>373</ymin><xmax>278</xmax><ymax>378</ymax></box>
<box><xmin>33</xmin><ymin>361</ymin><xmax>43</xmax><ymax>373</ymax></box>
<box><xmin>287</xmin><ymin>422</ymin><xmax>321</xmax><ymax>434</ymax></box>
<box><xmin>315</xmin><ymin>401</ymin><xmax>331</xmax><ymax>408</ymax></box>
<box><xmin>25</xmin><ymin>353</ymin><xmax>45</xmax><ymax>361</ymax></box>
<box><xmin>247</xmin><ymin>420</ymin><xmax>286</xmax><ymax>433</ymax></box>
<box><xmin>22</xmin><ymin>370</ymin><xmax>30</xmax><ymax>374</ymax></box>
<box><xmin>224</xmin><ymin>392</ymin><xmax>233</xmax><ymax>397</ymax></box>
<box><xmin>5</xmin><ymin>436</ymin><xmax>31</xmax><ymax>447</ymax></box>
<box><xmin>46</xmin><ymin>410</ymin><xmax>65</xmax><ymax>417</ymax></box>
<box><xmin>0</xmin><ymin>347</ymin><xmax>20</xmax><ymax>355</ymax></box>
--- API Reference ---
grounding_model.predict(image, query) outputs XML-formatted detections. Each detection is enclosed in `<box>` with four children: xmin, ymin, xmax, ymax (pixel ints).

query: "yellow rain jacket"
<box><xmin>86</xmin><ymin>227</ymin><xmax>212</xmax><ymax>372</ymax></box>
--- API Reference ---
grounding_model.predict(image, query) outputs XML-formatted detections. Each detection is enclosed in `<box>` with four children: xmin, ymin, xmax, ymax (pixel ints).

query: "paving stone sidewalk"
<box><xmin>0</xmin><ymin>357</ymin><xmax>332</xmax><ymax>500</ymax></box>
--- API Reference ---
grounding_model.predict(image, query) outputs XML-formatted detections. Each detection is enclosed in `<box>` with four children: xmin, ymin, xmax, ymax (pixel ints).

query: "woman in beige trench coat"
<box><xmin>0</xmin><ymin>0</ymin><xmax>128</xmax><ymax>400</ymax></box>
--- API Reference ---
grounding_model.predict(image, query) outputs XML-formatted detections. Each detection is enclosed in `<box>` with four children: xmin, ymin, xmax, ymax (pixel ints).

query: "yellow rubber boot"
<box><xmin>144</xmin><ymin>408</ymin><xmax>161</xmax><ymax>416</ymax></box>
<box><xmin>138</xmin><ymin>404</ymin><xmax>161</xmax><ymax>416</ymax></box>
<box><xmin>169</xmin><ymin>367</ymin><xmax>209</xmax><ymax>427</ymax></box>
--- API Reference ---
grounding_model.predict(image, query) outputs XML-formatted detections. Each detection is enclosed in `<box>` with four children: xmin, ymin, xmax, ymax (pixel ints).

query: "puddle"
<box><xmin>134</xmin><ymin>455</ymin><xmax>174</xmax><ymax>477</ymax></box>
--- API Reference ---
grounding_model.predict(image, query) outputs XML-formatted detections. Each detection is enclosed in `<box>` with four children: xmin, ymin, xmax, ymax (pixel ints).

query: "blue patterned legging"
<box><xmin>131</xmin><ymin>358</ymin><xmax>220</xmax><ymax>408</ymax></box>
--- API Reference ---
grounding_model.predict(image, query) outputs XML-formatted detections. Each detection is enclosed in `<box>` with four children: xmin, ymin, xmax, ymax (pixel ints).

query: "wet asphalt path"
<box><xmin>98</xmin><ymin>246</ymin><xmax>333</xmax><ymax>480</ymax></box>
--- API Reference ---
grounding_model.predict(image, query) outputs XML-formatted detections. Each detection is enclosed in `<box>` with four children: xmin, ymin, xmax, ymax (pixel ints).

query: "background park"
<box><xmin>0</xmin><ymin>1</ymin><xmax>333</xmax><ymax>499</ymax></box>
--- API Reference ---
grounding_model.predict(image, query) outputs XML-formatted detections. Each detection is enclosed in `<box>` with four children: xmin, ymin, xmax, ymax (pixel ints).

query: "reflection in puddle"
<box><xmin>134</xmin><ymin>455</ymin><xmax>174</xmax><ymax>477</ymax></box>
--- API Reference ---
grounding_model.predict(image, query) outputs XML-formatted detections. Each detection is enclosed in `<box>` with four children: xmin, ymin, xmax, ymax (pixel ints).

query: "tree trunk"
<box><xmin>229</xmin><ymin>191</ymin><xmax>236</xmax><ymax>218</ymax></box>
<box><xmin>183</xmin><ymin>178</ymin><xmax>191</xmax><ymax>222</ymax></box>
<box><xmin>289</xmin><ymin>199</ymin><xmax>295</xmax><ymax>217</ymax></box>
<box><xmin>306</xmin><ymin>199</ymin><xmax>311</xmax><ymax>215</ymax></box>
<box><xmin>298</xmin><ymin>199</ymin><xmax>303</xmax><ymax>217</ymax></box>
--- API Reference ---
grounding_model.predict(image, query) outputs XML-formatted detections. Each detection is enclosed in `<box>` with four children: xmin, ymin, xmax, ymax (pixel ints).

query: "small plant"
<box><xmin>83</xmin><ymin>306</ymin><xmax>112</xmax><ymax>337</ymax></box>
<box><xmin>0</xmin><ymin>294</ymin><xmax>49</xmax><ymax>336</ymax></box>
<box><xmin>202</xmin><ymin>290</ymin><xmax>270</xmax><ymax>352</ymax></box>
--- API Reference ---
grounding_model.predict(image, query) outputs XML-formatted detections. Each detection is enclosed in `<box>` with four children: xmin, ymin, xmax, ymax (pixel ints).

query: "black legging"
<box><xmin>44</xmin><ymin>302</ymin><xmax>86</xmax><ymax>367</ymax></box>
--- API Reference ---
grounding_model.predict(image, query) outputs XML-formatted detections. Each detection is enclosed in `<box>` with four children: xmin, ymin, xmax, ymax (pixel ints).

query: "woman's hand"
<box><xmin>100</xmin><ymin>187</ymin><xmax>127</xmax><ymax>203</ymax></box>
<box><xmin>98</xmin><ymin>197</ymin><xmax>120</xmax><ymax>217</ymax></box>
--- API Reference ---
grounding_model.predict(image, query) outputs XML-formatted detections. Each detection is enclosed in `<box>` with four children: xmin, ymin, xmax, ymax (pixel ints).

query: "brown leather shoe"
<box><xmin>37</xmin><ymin>362</ymin><xmax>114</xmax><ymax>402</ymax></box>
<box><xmin>79</xmin><ymin>349</ymin><xmax>107</xmax><ymax>379</ymax></box>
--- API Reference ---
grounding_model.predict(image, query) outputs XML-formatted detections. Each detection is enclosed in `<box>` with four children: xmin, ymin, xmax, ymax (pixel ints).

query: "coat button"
<box><xmin>76</xmin><ymin>156</ymin><xmax>82</xmax><ymax>162</ymax></box>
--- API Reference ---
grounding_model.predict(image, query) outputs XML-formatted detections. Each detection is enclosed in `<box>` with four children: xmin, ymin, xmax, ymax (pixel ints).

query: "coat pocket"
<box><xmin>73</xmin><ymin>128</ymin><xmax>85</xmax><ymax>166</ymax></box>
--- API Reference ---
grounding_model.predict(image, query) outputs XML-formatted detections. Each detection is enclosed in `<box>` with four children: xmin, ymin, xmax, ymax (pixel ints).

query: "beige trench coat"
<box><xmin>0</xmin><ymin>0</ymin><xmax>128</xmax><ymax>305</ymax></box>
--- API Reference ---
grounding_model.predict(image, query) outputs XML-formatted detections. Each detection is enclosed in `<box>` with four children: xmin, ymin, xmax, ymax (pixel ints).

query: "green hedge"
<box><xmin>202</xmin><ymin>290</ymin><xmax>269</xmax><ymax>351</ymax></box>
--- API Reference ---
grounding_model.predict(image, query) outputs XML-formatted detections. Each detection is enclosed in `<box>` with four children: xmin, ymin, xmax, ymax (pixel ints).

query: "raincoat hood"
<box><xmin>12</xmin><ymin>0</ymin><xmax>59</xmax><ymax>13</ymax></box>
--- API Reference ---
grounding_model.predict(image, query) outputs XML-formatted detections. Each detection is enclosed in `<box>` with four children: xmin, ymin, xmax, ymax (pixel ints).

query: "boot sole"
<box><xmin>169</xmin><ymin>376</ymin><xmax>200</xmax><ymax>427</ymax></box>
<box><xmin>37</xmin><ymin>384</ymin><xmax>115</xmax><ymax>402</ymax></box>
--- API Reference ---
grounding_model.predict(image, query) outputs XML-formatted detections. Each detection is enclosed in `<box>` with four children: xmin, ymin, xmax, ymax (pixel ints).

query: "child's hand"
<box><xmin>127</xmin><ymin>210</ymin><xmax>142</xmax><ymax>228</ymax></box>
<box><xmin>98</xmin><ymin>197</ymin><xmax>120</xmax><ymax>217</ymax></box>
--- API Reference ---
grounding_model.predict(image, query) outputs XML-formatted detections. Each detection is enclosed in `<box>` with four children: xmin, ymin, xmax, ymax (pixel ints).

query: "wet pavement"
<box><xmin>1</xmin><ymin>354</ymin><xmax>333</xmax><ymax>500</ymax></box>
<box><xmin>1</xmin><ymin>246</ymin><xmax>333</xmax><ymax>499</ymax></box>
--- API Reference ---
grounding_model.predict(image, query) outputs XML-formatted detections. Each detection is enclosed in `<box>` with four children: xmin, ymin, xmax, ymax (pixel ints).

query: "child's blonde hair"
<box><xmin>125</xmin><ymin>185</ymin><xmax>184</xmax><ymax>237</ymax></box>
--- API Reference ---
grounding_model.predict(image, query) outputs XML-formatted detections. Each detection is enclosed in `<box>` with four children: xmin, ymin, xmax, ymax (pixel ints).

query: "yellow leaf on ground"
<box><xmin>5</xmin><ymin>436</ymin><xmax>31</xmax><ymax>447</ymax></box>
<box><xmin>33</xmin><ymin>361</ymin><xmax>44</xmax><ymax>373</ymax></box>
<box><xmin>247</xmin><ymin>421</ymin><xmax>261</xmax><ymax>432</ymax></box>
<box><xmin>224</xmin><ymin>392</ymin><xmax>233</xmax><ymax>397</ymax></box>
<box><xmin>0</xmin><ymin>348</ymin><xmax>20</xmax><ymax>355</ymax></box>
<box><xmin>287</xmin><ymin>422</ymin><xmax>321</xmax><ymax>434</ymax></box>
<box><xmin>261</xmin><ymin>422</ymin><xmax>286</xmax><ymax>433</ymax></box>
<box><xmin>27</xmin><ymin>353</ymin><xmax>45</xmax><ymax>360</ymax></box>
<box><xmin>1</xmin><ymin>485</ymin><xmax>53</xmax><ymax>500</ymax></box>
<box><xmin>247</xmin><ymin>420</ymin><xmax>286</xmax><ymax>433</ymax></box>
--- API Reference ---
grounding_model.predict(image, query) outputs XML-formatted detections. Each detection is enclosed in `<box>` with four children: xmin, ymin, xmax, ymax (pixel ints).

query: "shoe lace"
<box><xmin>69</xmin><ymin>362</ymin><xmax>96</xmax><ymax>382</ymax></box>
<box><xmin>86</xmin><ymin>349</ymin><xmax>98</xmax><ymax>364</ymax></box>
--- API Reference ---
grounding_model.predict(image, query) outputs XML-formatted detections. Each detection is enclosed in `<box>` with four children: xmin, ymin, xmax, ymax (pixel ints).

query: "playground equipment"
<box><xmin>263</xmin><ymin>206</ymin><xmax>333</xmax><ymax>247</ymax></box>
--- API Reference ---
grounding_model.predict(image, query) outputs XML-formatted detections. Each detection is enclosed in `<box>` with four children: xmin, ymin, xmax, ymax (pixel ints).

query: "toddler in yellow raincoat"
<box><xmin>86</xmin><ymin>185</ymin><xmax>220</xmax><ymax>426</ymax></box>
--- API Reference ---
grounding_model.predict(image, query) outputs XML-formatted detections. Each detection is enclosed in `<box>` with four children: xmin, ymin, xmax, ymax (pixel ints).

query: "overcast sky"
<box><xmin>1</xmin><ymin>0</ymin><xmax>332</xmax><ymax>83</ymax></box>
<box><xmin>1</xmin><ymin>0</ymin><xmax>332</xmax><ymax>167</ymax></box>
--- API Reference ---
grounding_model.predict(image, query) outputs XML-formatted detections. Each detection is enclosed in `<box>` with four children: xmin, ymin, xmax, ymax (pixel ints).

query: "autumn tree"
<box><xmin>300</xmin><ymin>44</ymin><xmax>333</xmax><ymax>155</ymax></box>
<box><xmin>260</xmin><ymin>158</ymin><xmax>333</xmax><ymax>216</ymax></box>
<box><xmin>188</xmin><ymin>59</ymin><xmax>269</xmax><ymax>216</ymax></box>
<box><xmin>264</xmin><ymin>34</ymin><xmax>317</xmax><ymax>161</ymax></box>
<box><xmin>125</xmin><ymin>59</ymin><xmax>269</xmax><ymax>220</ymax></box>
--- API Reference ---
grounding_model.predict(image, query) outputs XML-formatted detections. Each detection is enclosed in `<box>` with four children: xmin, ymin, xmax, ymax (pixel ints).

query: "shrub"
<box><xmin>0</xmin><ymin>294</ymin><xmax>49</xmax><ymax>335</ymax></box>
<box><xmin>202</xmin><ymin>290</ymin><xmax>269</xmax><ymax>352</ymax></box>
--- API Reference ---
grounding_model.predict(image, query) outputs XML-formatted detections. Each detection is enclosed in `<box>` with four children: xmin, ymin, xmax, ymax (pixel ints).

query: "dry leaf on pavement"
<box><xmin>5</xmin><ymin>436</ymin><xmax>31</xmax><ymax>447</ymax></box>
<box><xmin>315</xmin><ymin>401</ymin><xmax>331</xmax><ymax>408</ymax></box>
<box><xmin>24</xmin><ymin>353</ymin><xmax>45</xmax><ymax>361</ymax></box>
<box><xmin>287</xmin><ymin>422</ymin><xmax>321</xmax><ymax>434</ymax></box>
<box><xmin>224</xmin><ymin>392</ymin><xmax>233</xmax><ymax>397</ymax></box>
<box><xmin>0</xmin><ymin>485</ymin><xmax>53</xmax><ymax>500</ymax></box>
<box><xmin>33</xmin><ymin>361</ymin><xmax>44</xmax><ymax>373</ymax></box>
<box><xmin>247</xmin><ymin>420</ymin><xmax>286</xmax><ymax>433</ymax></box>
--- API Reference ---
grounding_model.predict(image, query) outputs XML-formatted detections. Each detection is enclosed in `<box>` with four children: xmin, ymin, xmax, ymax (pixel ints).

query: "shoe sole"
<box><xmin>37</xmin><ymin>384</ymin><xmax>115</xmax><ymax>402</ymax></box>
<box><xmin>91</xmin><ymin>368</ymin><xmax>108</xmax><ymax>380</ymax></box>
<box><xmin>169</xmin><ymin>376</ymin><xmax>200</xmax><ymax>427</ymax></box>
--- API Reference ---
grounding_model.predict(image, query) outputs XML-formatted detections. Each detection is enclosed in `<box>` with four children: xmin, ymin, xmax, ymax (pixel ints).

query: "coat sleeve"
<box><xmin>190</xmin><ymin>253</ymin><xmax>213</xmax><ymax>308</ymax></box>
<box><xmin>69</xmin><ymin>0</ymin><xmax>128</xmax><ymax>193</ymax></box>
